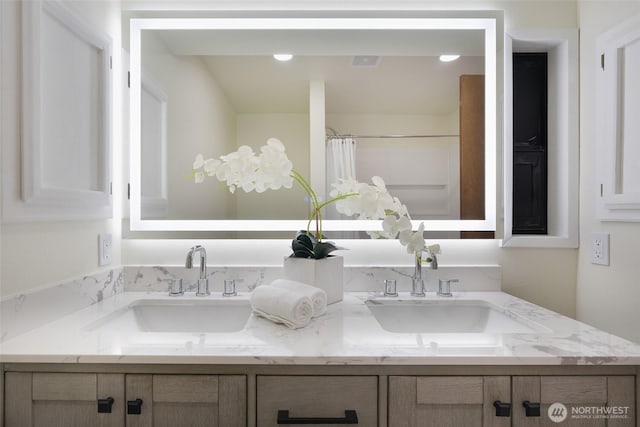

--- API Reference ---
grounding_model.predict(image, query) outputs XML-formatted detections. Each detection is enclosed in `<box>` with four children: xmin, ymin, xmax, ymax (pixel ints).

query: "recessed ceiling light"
<box><xmin>273</xmin><ymin>53</ymin><xmax>293</xmax><ymax>62</ymax></box>
<box><xmin>439</xmin><ymin>54</ymin><xmax>461</xmax><ymax>63</ymax></box>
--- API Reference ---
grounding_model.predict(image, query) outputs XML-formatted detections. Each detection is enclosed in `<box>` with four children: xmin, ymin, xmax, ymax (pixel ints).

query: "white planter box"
<box><xmin>283</xmin><ymin>256</ymin><xmax>344</xmax><ymax>304</ymax></box>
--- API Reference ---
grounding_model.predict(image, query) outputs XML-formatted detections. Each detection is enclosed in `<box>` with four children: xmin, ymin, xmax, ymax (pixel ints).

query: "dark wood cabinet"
<box><xmin>513</xmin><ymin>53</ymin><xmax>548</xmax><ymax>234</ymax></box>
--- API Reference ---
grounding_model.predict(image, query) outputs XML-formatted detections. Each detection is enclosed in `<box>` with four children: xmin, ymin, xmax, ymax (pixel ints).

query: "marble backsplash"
<box><xmin>124</xmin><ymin>265</ymin><xmax>501</xmax><ymax>294</ymax></box>
<box><xmin>0</xmin><ymin>268</ymin><xmax>124</xmax><ymax>342</ymax></box>
<box><xmin>1</xmin><ymin>264</ymin><xmax>500</xmax><ymax>342</ymax></box>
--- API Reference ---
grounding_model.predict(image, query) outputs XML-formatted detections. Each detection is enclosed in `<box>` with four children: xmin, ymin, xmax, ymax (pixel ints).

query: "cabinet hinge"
<box><xmin>601</xmin><ymin>53</ymin><xmax>605</xmax><ymax>70</ymax></box>
<box><xmin>127</xmin><ymin>71</ymin><xmax>130</xmax><ymax>88</ymax></box>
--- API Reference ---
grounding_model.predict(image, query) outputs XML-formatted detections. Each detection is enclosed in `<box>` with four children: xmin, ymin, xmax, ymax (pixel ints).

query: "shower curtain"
<box><xmin>326</xmin><ymin>137</ymin><xmax>357</xmax><ymax>189</ymax></box>
<box><xmin>326</xmin><ymin>137</ymin><xmax>359</xmax><ymax>238</ymax></box>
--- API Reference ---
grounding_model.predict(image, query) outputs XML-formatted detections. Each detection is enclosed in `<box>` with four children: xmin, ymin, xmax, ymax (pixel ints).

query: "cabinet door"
<box><xmin>389</xmin><ymin>376</ymin><xmax>510</xmax><ymax>427</ymax></box>
<box><xmin>257</xmin><ymin>376</ymin><xmax>377</xmax><ymax>427</ymax></box>
<box><xmin>125</xmin><ymin>374</ymin><xmax>245</xmax><ymax>427</ymax></box>
<box><xmin>4</xmin><ymin>372</ymin><xmax>124</xmax><ymax>427</ymax></box>
<box><xmin>512</xmin><ymin>376</ymin><xmax>635</xmax><ymax>426</ymax></box>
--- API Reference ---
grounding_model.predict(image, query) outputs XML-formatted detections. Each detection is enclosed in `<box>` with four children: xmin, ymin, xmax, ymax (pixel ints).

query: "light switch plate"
<box><xmin>99</xmin><ymin>233</ymin><xmax>112</xmax><ymax>266</ymax></box>
<box><xmin>589</xmin><ymin>232</ymin><xmax>610</xmax><ymax>266</ymax></box>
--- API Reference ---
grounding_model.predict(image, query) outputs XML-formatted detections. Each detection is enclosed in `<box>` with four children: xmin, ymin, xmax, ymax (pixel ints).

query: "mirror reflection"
<box><xmin>131</xmin><ymin>21</ymin><xmax>496</xmax><ymax>236</ymax></box>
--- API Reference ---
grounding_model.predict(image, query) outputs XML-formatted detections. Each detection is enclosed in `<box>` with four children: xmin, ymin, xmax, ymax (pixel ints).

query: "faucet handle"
<box><xmin>168</xmin><ymin>279</ymin><xmax>184</xmax><ymax>296</ymax></box>
<box><xmin>437</xmin><ymin>279</ymin><xmax>458</xmax><ymax>297</ymax></box>
<box><xmin>223</xmin><ymin>279</ymin><xmax>237</xmax><ymax>297</ymax></box>
<box><xmin>383</xmin><ymin>279</ymin><xmax>398</xmax><ymax>297</ymax></box>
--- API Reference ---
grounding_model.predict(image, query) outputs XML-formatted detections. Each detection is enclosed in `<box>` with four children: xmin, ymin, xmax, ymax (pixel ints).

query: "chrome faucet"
<box><xmin>411</xmin><ymin>248</ymin><xmax>438</xmax><ymax>297</ymax></box>
<box><xmin>185</xmin><ymin>245</ymin><xmax>209</xmax><ymax>296</ymax></box>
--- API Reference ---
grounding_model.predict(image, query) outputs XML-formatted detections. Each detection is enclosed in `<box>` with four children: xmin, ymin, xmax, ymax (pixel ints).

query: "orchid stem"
<box><xmin>291</xmin><ymin>170</ymin><xmax>322</xmax><ymax>239</ymax></box>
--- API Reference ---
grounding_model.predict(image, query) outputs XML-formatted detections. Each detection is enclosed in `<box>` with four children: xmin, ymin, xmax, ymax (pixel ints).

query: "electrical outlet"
<box><xmin>99</xmin><ymin>233</ymin><xmax>112</xmax><ymax>266</ymax></box>
<box><xmin>589</xmin><ymin>232</ymin><xmax>610</xmax><ymax>266</ymax></box>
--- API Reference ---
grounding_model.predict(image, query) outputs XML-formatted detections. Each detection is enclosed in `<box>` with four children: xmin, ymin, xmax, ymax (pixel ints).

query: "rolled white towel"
<box><xmin>269</xmin><ymin>279</ymin><xmax>327</xmax><ymax>317</ymax></box>
<box><xmin>250</xmin><ymin>285</ymin><xmax>313</xmax><ymax>329</ymax></box>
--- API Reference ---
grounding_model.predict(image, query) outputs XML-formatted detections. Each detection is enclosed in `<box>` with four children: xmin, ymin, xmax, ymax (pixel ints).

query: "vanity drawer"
<box><xmin>256</xmin><ymin>375</ymin><xmax>377</xmax><ymax>426</ymax></box>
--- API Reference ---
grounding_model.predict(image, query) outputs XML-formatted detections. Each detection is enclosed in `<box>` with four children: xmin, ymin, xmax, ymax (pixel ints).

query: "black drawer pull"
<box><xmin>523</xmin><ymin>401</ymin><xmax>541</xmax><ymax>417</ymax></box>
<box><xmin>277</xmin><ymin>409</ymin><xmax>358</xmax><ymax>424</ymax></box>
<box><xmin>97</xmin><ymin>397</ymin><xmax>114</xmax><ymax>413</ymax></box>
<box><xmin>493</xmin><ymin>400</ymin><xmax>511</xmax><ymax>417</ymax></box>
<box><xmin>127</xmin><ymin>399</ymin><xmax>143</xmax><ymax>415</ymax></box>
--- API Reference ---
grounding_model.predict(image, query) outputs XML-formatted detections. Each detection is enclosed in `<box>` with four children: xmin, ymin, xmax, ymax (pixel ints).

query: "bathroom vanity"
<box><xmin>2</xmin><ymin>290</ymin><xmax>640</xmax><ymax>427</ymax></box>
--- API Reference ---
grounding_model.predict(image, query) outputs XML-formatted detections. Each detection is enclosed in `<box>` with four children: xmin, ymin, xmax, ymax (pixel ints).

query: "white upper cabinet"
<box><xmin>2</xmin><ymin>0</ymin><xmax>112</xmax><ymax>221</ymax></box>
<box><xmin>596</xmin><ymin>13</ymin><xmax>640</xmax><ymax>222</ymax></box>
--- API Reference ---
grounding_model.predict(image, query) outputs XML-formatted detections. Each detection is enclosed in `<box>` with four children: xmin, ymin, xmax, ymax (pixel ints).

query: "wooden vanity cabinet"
<box><xmin>389</xmin><ymin>375</ymin><xmax>636</xmax><ymax>427</ymax></box>
<box><xmin>3</xmin><ymin>373</ymin><xmax>246</xmax><ymax>427</ymax></box>
<box><xmin>388</xmin><ymin>376</ymin><xmax>511</xmax><ymax>427</ymax></box>
<box><xmin>2</xmin><ymin>366</ymin><xmax>638</xmax><ymax>427</ymax></box>
<box><xmin>4</xmin><ymin>372</ymin><xmax>125</xmax><ymax>427</ymax></box>
<box><xmin>511</xmin><ymin>376</ymin><xmax>635</xmax><ymax>427</ymax></box>
<box><xmin>256</xmin><ymin>375</ymin><xmax>377</xmax><ymax>427</ymax></box>
<box><xmin>126</xmin><ymin>374</ymin><xmax>246</xmax><ymax>427</ymax></box>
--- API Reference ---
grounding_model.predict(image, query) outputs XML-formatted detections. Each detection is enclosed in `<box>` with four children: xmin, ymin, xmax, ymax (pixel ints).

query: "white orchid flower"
<box><xmin>426</xmin><ymin>243</ymin><xmax>441</xmax><ymax>254</ymax></box>
<box><xmin>203</xmin><ymin>158</ymin><xmax>220</xmax><ymax>176</ymax></box>
<box><xmin>399</xmin><ymin>222</ymin><xmax>425</xmax><ymax>254</ymax></box>
<box><xmin>381</xmin><ymin>215</ymin><xmax>412</xmax><ymax>239</ymax></box>
<box><xmin>193</xmin><ymin>154</ymin><xmax>204</xmax><ymax>170</ymax></box>
<box><xmin>193</xmin><ymin>137</ymin><xmax>436</xmax><ymax>259</ymax></box>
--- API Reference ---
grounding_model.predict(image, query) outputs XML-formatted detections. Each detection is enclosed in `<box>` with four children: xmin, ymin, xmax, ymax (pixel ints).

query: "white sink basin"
<box><xmin>365</xmin><ymin>300</ymin><xmax>543</xmax><ymax>334</ymax></box>
<box><xmin>86</xmin><ymin>299</ymin><xmax>252</xmax><ymax>333</ymax></box>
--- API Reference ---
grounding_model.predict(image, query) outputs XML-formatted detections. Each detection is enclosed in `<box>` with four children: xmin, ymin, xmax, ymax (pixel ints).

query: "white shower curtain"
<box><xmin>326</xmin><ymin>137</ymin><xmax>357</xmax><ymax>232</ymax></box>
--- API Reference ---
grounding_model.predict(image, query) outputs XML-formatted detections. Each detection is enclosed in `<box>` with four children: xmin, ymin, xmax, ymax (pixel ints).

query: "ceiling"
<box><xmin>201</xmin><ymin>54</ymin><xmax>484</xmax><ymax>115</ymax></box>
<box><xmin>149</xmin><ymin>27</ymin><xmax>485</xmax><ymax>115</ymax></box>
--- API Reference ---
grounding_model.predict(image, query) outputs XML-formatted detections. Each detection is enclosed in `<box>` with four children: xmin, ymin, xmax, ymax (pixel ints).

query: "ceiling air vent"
<box><xmin>351</xmin><ymin>55</ymin><xmax>380</xmax><ymax>68</ymax></box>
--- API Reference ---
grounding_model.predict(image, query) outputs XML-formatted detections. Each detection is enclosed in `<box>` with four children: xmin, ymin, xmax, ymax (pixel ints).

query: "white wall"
<box><xmin>141</xmin><ymin>33</ymin><xmax>237</xmax><ymax>220</ymax></box>
<box><xmin>0</xmin><ymin>0</ymin><xmax>122</xmax><ymax>298</ymax></box>
<box><xmin>576</xmin><ymin>1</ymin><xmax>640</xmax><ymax>343</ymax></box>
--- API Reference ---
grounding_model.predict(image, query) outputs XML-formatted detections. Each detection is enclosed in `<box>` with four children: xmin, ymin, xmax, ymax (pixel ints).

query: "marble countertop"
<box><xmin>2</xmin><ymin>291</ymin><xmax>640</xmax><ymax>365</ymax></box>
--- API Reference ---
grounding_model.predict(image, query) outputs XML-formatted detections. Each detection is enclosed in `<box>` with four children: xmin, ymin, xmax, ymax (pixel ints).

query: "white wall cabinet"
<box><xmin>2</xmin><ymin>0</ymin><xmax>112</xmax><ymax>222</ymax></box>
<box><xmin>596</xmin><ymin>14</ymin><xmax>640</xmax><ymax>222</ymax></box>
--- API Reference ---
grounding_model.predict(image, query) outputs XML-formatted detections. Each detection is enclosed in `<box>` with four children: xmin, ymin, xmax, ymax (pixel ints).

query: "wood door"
<box><xmin>512</xmin><ymin>53</ymin><xmax>548</xmax><ymax>234</ymax></box>
<box><xmin>4</xmin><ymin>372</ymin><xmax>124</xmax><ymax>427</ymax></box>
<box><xmin>512</xmin><ymin>376</ymin><xmax>635</xmax><ymax>426</ymax></box>
<box><xmin>460</xmin><ymin>74</ymin><xmax>493</xmax><ymax>239</ymax></box>
<box><xmin>125</xmin><ymin>374</ymin><xmax>246</xmax><ymax>427</ymax></box>
<box><xmin>256</xmin><ymin>375</ymin><xmax>377</xmax><ymax>427</ymax></box>
<box><xmin>388</xmin><ymin>376</ymin><xmax>510</xmax><ymax>427</ymax></box>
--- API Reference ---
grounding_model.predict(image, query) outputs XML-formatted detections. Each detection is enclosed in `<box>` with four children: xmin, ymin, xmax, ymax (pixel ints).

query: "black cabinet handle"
<box><xmin>97</xmin><ymin>397</ymin><xmax>114</xmax><ymax>413</ymax></box>
<box><xmin>523</xmin><ymin>400</ymin><xmax>541</xmax><ymax>417</ymax></box>
<box><xmin>493</xmin><ymin>400</ymin><xmax>511</xmax><ymax>417</ymax></box>
<box><xmin>127</xmin><ymin>399</ymin><xmax>143</xmax><ymax>415</ymax></box>
<box><xmin>277</xmin><ymin>409</ymin><xmax>358</xmax><ymax>424</ymax></box>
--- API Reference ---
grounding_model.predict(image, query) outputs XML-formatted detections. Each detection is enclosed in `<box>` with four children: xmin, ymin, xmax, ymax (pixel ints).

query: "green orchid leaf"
<box><xmin>295</xmin><ymin>230</ymin><xmax>318</xmax><ymax>245</ymax></box>
<box><xmin>291</xmin><ymin>241</ymin><xmax>314</xmax><ymax>258</ymax></box>
<box><xmin>293</xmin><ymin>233</ymin><xmax>314</xmax><ymax>250</ymax></box>
<box><xmin>312</xmin><ymin>241</ymin><xmax>339</xmax><ymax>259</ymax></box>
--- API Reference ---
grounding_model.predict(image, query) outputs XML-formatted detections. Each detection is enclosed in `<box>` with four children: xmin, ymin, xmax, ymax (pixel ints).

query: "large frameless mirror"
<box><xmin>128</xmin><ymin>16</ymin><xmax>498</xmax><ymax>237</ymax></box>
